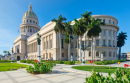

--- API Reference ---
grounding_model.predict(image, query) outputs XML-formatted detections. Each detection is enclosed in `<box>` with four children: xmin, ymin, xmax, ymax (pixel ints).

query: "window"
<box><xmin>30</xmin><ymin>29</ymin><xmax>32</xmax><ymax>32</ymax></box>
<box><xmin>103</xmin><ymin>30</ymin><xmax>105</xmax><ymax>35</ymax></box>
<box><xmin>103</xmin><ymin>19</ymin><xmax>105</xmax><ymax>23</ymax></box>
<box><xmin>113</xmin><ymin>21</ymin><xmax>115</xmax><ymax>24</ymax></box>
<box><xmin>113</xmin><ymin>31</ymin><xmax>114</xmax><ymax>36</ymax></box>
<box><xmin>103</xmin><ymin>51</ymin><xmax>106</xmax><ymax>57</ymax></box>
<box><xmin>109</xmin><ymin>52</ymin><xmax>111</xmax><ymax>57</ymax></box>
<box><xmin>30</xmin><ymin>20</ymin><xmax>32</xmax><ymax>23</ymax></box>
<box><xmin>89</xmin><ymin>52</ymin><xmax>91</xmax><ymax>57</ymax></box>
<box><xmin>113</xmin><ymin>52</ymin><xmax>115</xmax><ymax>57</ymax></box>
<box><xmin>108</xmin><ymin>40</ymin><xmax>111</xmax><ymax>46</ymax></box>
<box><xmin>75</xmin><ymin>41</ymin><xmax>77</xmax><ymax>48</ymax></box>
<box><xmin>113</xmin><ymin>40</ymin><xmax>114</xmax><ymax>46</ymax></box>
<box><xmin>71</xmin><ymin>43</ymin><xmax>73</xmax><ymax>48</ymax></box>
<box><xmin>108</xmin><ymin>30</ymin><xmax>111</xmax><ymax>35</ymax></box>
<box><xmin>82</xmin><ymin>41</ymin><xmax>84</xmax><ymax>46</ymax></box>
<box><xmin>36</xmin><ymin>22</ymin><xmax>37</xmax><ymax>24</ymax></box>
<box><xmin>62</xmin><ymin>53</ymin><xmax>64</xmax><ymax>57</ymax></box>
<box><xmin>27</xmin><ymin>20</ymin><xmax>28</xmax><ymax>22</ymax></box>
<box><xmin>61</xmin><ymin>39</ymin><xmax>64</xmax><ymax>48</ymax></box>
<box><xmin>89</xmin><ymin>41</ymin><xmax>91</xmax><ymax>47</ymax></box>
<box><xmin>96</xmin><ymin>40</ymin><xmax>99</xmax><ymax>46</ymax></box>
<box><xmin>109</xmin><ymin>20</ymin><xmax>111</xmax><ymax>24</ymax></box>
<box><xmin>96</xmin><ymin>52</ymin><xmax>99</xmax><ymax>57</ymax></box>
<box><xmin>50</xmin><ymin>40</ymin><xmax>52</xmax><ymax>48</ymax></box>
<box><xmin>33</xmin><ymin>21</ymin><xmax>35</xmax><ymax>23</ymax></box>
<box><xmin>103</xmin><ymin>40</ymin><xmax>106</xmax><ymax>46</ymax></box>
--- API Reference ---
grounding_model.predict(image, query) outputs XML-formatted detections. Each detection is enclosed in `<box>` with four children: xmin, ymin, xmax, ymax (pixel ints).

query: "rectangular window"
<box><xmin>61</xmin><ymin>39</ymin><xmax>64</xmax><ymax>48</ymax></box>
<box><xmin>108</xmin><ymin>30</ymin><xmax>111</xmax><ymax>35</ymax></box>
<box><xmin>71</xmin><ymin>42</ymin><xmax>73</xmax><ymax>48</ymax></box>
<box><xmin>103</xmin><ymin>19</ymin><xmax>105</xmax><ymax>23</ymax></box>
<box><xmin>89</xmin><ymin>41</ymin><xmax>91</xmax><ymax>47</ymax></box>
<box><xmin>108</xmin><ymin>40</ymin><xmax>111</xmax><ymax>46</ymax></box>
<box><xmin>103</xmin><ymin>40</ymin><xmax>105</xmax><ymax>46</ymax></box>
<box><xmin>113</xmin><ymin>40</ymin><xmax>114</xmax><ymax>47</ymax></box>
<box><xmin>62</xmin><ymin>53</ymin><xmax>64</xmax><ymax>57</ymax></box>
<box><xmin>109</xmin><ymin>52</ymin><xmax>111</xmax><ymax>57</ymax></box>
<box><xmin>109</xmin><ymin>20</ymin><xmax>111</xmax><ymax>24</ymax></box>
<box><xmin>89</xmin><ymin>52</ymin><xmax>91</xmax><ymax>56</ymax></box>
<box><xmin>75</xmin><ymin>41</ymin><xmax>77</xmax><ymax>48</ymax></box>
<box><xmin>103</xmin><ymin>30</ymin><xmax>105</xmax><ymax>35</ymax></box>
<box><xmin>96</xmin><ymin>40</ymin><xmax>99</xmax><ymax>46</ymax></box>
<box><xmin>96</xmin><ymin>52</ymin><xmax>99</xmax><ymax>57</ymax></box>
<box><xmin>103</xmin><ymin>51</ymin><xmax>106</xmax><ymax>57</ymax></box>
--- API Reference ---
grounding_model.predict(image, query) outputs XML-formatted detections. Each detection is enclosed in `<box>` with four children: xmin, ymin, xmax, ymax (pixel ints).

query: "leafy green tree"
<box><xmin>117</xmin><ymin>31</ymin><xmax>127</xmax><ymax>60</ymax></box>
<box><xmin>64</xmin><ymin>21</ymin><xmax>73</xmax><ymax>60</ymax></box>
<box><xmin>87</xmin><ymin>18</ymin><xmax>102</xmax><ymax>62</ymax></box>
<box><xmin>52</xmin><ymin>15</ymin><xmax>66</xmax><ymax>60</ymax></box>
<box><xmin>73</xmin><ymin>18</ymin><xmax>87</xmax><ymax>62</ymax></box>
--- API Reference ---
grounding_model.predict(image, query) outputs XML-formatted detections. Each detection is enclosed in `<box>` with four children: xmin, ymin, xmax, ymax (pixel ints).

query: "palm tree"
<box><xmin>87</xmin><ymin>18</ymin><xmax>102</xmax><ymax>62</ymax></box>
<box><xmin>3</xmin><ymin>50</ymin><xmax>7</xmax><ymax>55</ymax></box>
<box><xmin>52</xmin><ymin>15</ymin><xmax>66</xmax><ymax>60</ymax></box>
<box><xmin>73</xmin><ymin>18</ymin><xmax>87</xmax><ymax>62</ymax></box>
<box><xmin>81</xmin><ymin>11</ymin><xmax>92</xmax><ymax>25</ymax></box>
<box><xmin>64</xmin><ymin>21</ymin><xmax>73</xmax><ymax>60</ymax></box>
<box><xmin>117</xmin><ymin>31</ymin><xmax>127</xmax><ymax>60</ymax></box>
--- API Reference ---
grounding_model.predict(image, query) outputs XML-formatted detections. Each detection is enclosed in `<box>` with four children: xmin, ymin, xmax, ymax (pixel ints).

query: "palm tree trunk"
<box><xmin>91</xmin><ymin>37</ymin><xmax>93</xmax><ymax>62</ymax></box>
<box><xmin>77</xmin><ymin>36</ymin><xmax>79</xmax><ymax>61</ymax></box>
<box><xmin>59</xmin><ymin>33</ymin><xmax>61</xmax><ymax>60</ymax></box>
<box><xmin>93</xmin><ymin>37</ymin><xmax>95</xmax><ymax>61</ymax></box>
<box><xmin>68</xmin><ymin>35</ymin><xmax>70</xmax><ymax>60</ymax></box>
<box><xmin>119</xmin><ymin>47</ymin><xmax>121</xmax><ymax>60</ymax></box>
<box><xmin>79</xmin><ymin>36</ymin><xmax>82</xmax><ymax>62</ymax></box>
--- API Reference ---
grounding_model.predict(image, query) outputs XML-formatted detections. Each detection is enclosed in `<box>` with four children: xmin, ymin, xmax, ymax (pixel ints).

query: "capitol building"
<box><xmin>2</xmin><ymin>5</ymin><xmax>119</xmax><ymax>61</ymax></box>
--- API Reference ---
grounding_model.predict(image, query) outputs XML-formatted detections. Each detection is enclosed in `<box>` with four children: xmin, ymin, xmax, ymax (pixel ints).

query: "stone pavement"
<box><xmin>0</xmin><ymin>64</ymin><xmax>88</xmax><ymax>83</ymax></box>
<box><xmin>0</xmin><ymin>61</ymin><xmax>130</xmax><ymax>83</ymax></box>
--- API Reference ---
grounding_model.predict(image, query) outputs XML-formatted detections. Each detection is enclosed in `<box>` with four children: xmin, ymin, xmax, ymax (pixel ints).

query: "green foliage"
<box><xmin>0</xmin><ymin>60</ymin><xmax>16</xmax><ymax>63</ymax></box>
<box><xmin>95</xmin><ymin>59</ymin><xmax>126</xmax><ymax>65</ymax></box>
<box><xmin>55</xmin><ymin>60</ymin><xmax>64</xmax><ymax>64</ymax></box>
<box><xmin>26</xmin><ymin>62</ymin><xmax>54</xmax><ymax>74</ymax></box>
<box><xmin>85</xmin><ymin>68</ymin><xmax>130</xmax><ymax>83</ymax></box>
<box><xmin>64</xmin><ymin>61</ymin><xmax>75</xmax><ymax>65</ymax></box>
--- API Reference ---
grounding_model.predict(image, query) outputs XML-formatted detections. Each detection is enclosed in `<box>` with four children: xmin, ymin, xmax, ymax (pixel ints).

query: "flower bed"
<box><xmin>26</xmin><ymin>62</ymin><xmax>55</xmax><ymax>74</ymax></box>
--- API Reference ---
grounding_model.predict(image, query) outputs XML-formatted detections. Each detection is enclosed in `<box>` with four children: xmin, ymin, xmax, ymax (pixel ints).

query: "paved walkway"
<box><xmin>0</xmin><ymin>61</ymin><xmax>130</xmax><ymax>83</ymax></box>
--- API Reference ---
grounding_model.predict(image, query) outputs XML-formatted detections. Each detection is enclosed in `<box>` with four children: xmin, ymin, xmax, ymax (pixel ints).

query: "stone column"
<box><xmin>99</xmin><ymin>33</ymin><xmax>102</xmax><ymax>47</ymax></box>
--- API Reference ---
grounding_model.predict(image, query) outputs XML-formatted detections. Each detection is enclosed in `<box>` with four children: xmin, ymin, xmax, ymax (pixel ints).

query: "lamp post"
<box><xmin>11</xmin><ymin>47</ymin><xmax>14</xmax><ymax>63</ymax></box>
<box><xmin>36</xmin><ymin>33</ymin><xmax>41</xmax><ymax>63</ymax></box>
<box><xmin>81</xmin><ymin>45</ymin><xmax>87</xmax><ymax>64</ymax></box>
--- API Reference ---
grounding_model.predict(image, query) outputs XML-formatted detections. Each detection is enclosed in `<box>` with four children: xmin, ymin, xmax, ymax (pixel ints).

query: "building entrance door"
<box><xmin>17</xmin><ymin>56</ymin><xmax>20</xmax><ymax>61</ymax></box>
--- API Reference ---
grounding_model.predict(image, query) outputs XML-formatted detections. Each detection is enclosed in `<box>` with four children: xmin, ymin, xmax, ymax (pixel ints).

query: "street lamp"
<box><xmin>81</xmin><ymin>45</ymin><xmax>87</xmax><ymax>64</ymax></box>
<box><xmin>36</xmin><ymin>33</ymin><xmax>41</xmax><ymax>63</ymax></box>
<box><xmin>11</xmin><ymin>47</ymin><xmax>14</xmax><ymax>63</ymax></box>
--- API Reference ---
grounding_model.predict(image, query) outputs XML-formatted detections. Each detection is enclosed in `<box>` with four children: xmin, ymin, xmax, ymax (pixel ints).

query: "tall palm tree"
<box><xmin>64</xmin><ymin>21</ymin><xmax>73</xmax><ymax>60</ymax></box>
<box><xmin>52</xmin><ymin>15</ymin><xmax>66</xmax><ymax>60</ymax></box>
<box><xmin>117</xmin><ymin>31</ymin><xmax>127</xmax><ymax>60</ymax></box>
<box><xmin>87</xmin><ymin>18</ymin><xmax>102</xmax><ymax>62</ymax></box>
<box><xmin>73</xmin><ymin>18</ymin><xmax>87</xmax><ymax>62</ymax></box>
<box><xmin>3</xmin><ymin>50</ymin><xmax>7</xmax><ymax>55</ymax></box>
<box><xmin>81</xmin><ymin>11</ymin><xmax>92</xmax><ymax>25</ymax></box>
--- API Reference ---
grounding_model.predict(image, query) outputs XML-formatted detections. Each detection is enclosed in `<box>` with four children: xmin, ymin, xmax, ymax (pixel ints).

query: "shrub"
<box><xmin>56</xmin><ymin>60</ymin><xmax>64</xmax><ymax>64</ymax></box>
<box><xmin>85</xmin><ymin>68</ymin><xmax>130</xmax><ymax>83</ymax></box>
<box><xmin>95</xmin><ymin>59</ymin><xmax>126</xmax><ymax>65</ymax></box>
<box><xmin>26</xmin><ymin>62</ymin><xmax>53</xmax><ymax>74</ymax></box>
<box><xmin>64</xmin><ymin>61</ymin><xmax>75</xmax><ymax>65</ymax></box>
<box><xmin>0</xmin><ymin>60</ymin><xmax>16</xmax><ymax>63</ymax></box>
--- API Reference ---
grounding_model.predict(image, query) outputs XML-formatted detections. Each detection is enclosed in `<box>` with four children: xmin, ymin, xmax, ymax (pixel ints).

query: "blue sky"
<box><xmin>0</xmin><ymin>0</ymin><xmax>130</xmax><ymax>55</ymax></box>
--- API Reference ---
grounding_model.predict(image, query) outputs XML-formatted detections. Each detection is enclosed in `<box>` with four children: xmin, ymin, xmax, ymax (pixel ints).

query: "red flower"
<box><xmin>89</xmin><ymin>60</ymin><xmax>92</xmax><ymax>63</ymax></box>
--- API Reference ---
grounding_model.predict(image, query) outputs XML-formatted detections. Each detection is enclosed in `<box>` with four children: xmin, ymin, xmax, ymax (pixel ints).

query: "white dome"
<box><xmin>22</xmin><ymin>5</ymin><xmax>38</xmax><ymax>20</ymax></box>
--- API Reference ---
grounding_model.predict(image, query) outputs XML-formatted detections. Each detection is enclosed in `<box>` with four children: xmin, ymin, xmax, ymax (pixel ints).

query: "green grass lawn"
<box><xmin>0</xmin><ymin>63</ymin><xmax>29</xmax><ymax>72</ymax></box>
<box><xmin>72</xmin><ymin>66</ymin><xmax>130</xmax><ymax>73</ymax></box>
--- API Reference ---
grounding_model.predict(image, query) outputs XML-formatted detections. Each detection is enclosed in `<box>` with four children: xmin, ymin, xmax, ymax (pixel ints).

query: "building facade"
<box><xmin>121</xmin><ymin>52</ymin><xmax>130</xmax><ymax>60</ymax></box>
<box><xmin>8</xmin><ymin>5</ymin><xmax>119</xmax><ymax>61</ymax></box>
